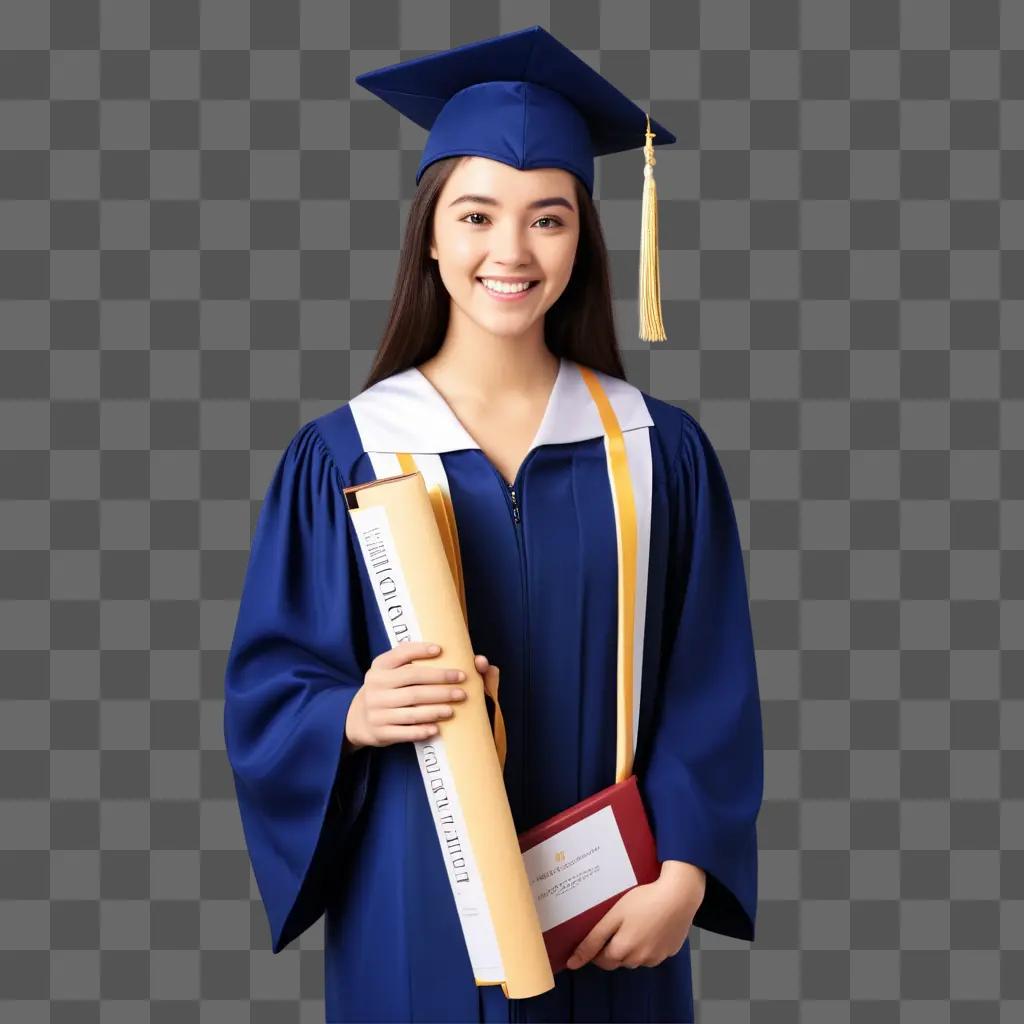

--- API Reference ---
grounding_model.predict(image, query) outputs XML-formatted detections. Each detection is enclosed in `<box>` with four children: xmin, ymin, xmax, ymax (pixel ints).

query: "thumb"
<box><xmin>566</xmin><ymin>904</ymin><xmax>620</xmax><ymax>969</ymax></box>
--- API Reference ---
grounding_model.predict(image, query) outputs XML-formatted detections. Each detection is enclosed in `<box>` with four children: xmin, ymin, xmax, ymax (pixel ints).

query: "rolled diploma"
<box><xmin>344</xmin><ymin>470</ymin><xmax>554</xmax><ymax>1000</ymax></box>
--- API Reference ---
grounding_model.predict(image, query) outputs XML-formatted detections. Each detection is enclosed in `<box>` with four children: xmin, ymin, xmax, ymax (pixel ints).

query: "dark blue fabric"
<box><xmin>223</xmin><ymin>396</ymin><xmax>763</xmax><ymax>1023</ymax></box>
<box><xmin>353</xmin><ymin>25</ymin><xmax>676</xmax><ymax>197</ymax></box>
<box><xmin>222</xmin><ymin>422</ymin><xmax>374</xmax><ymax>955</ymax></box>
<box><xmin>637</xmin><ymin>413</ymin><xmax>763</xmax><ymax>942</ymax></box>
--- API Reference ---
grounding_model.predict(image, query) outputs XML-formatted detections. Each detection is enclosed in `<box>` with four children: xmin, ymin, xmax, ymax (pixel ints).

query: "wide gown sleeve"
<box><xmin>223</xmin><ymin>419</ymin><xmax>374</xmax><ymax>954</ymax></box>
<box><xmin>639</xmin><ymin>412</ymin><xmax>764</xmax><ymax>942</ymax></box>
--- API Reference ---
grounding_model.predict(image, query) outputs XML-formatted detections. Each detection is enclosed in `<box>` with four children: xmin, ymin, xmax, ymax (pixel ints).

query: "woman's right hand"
<box><xmin>344</xmin><ymin>641</ymin><xmax>485</xmax><ymax>750</ymax></box>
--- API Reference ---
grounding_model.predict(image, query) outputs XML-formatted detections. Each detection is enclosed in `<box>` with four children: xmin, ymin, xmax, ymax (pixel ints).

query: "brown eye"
<box><xmin>460</xmin><ymin>213</ymin><xmax>563</xmax><ymax>228</ymax></box>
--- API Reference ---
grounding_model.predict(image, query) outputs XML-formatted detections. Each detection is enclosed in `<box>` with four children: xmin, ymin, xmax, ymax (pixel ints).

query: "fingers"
<box><xmin>377</xmin><ymin>723</ymin><xmax>443</xmax><ymax>743</ymax></box>
<box><xmin>576</xmin><ymin>943</ymin><xmax>632</xmax><ymax>971</ymax></box>
<box><xmin>379</xmin><ymin>684</ymin><xmax>468</xmax><ymax>707</ymax></box>
<box><xmin>391</xmin><ymin>663</ymin><xmax>466</xmax><ymax>689</ymax></box>
<box><xmin>375</xmin><ymin>642</ymin><xmax>490</xmax><ymax>673</ymax></box>
<box><xmin>569</xmin><ymin>941</ymin><xmax>617</xmax><ymax>971</ymax></box>
<box><xmin>566</xmin><ymin>909</ymin><xmax>620</xmax><ymax>970</ymax></box>
<box><xmin>367</xmin><ymin>693</ymin><xmax>464</xmax><ymax>728</ymax></box>
<box><xmin>375</xmin><ymin>640</ymin><xmax>441</xmax><ymax>669</ymax></box>
<box><xmin>390</xmin><ymin>702</ymin><xmax>457</xmax><ymax>726</ymax></box>
<box><xmin>362</xmin><ymin>645</ymin><xmax>494</xmax><ymax>749</ymax></box>
<box><xmin>591</xmin><ymin>951</ymin><xmax>621</xmax><ymax>970</ymax></box>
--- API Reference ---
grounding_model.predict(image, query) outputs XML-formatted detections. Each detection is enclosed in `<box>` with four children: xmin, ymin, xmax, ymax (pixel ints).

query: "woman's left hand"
<box><xmin>565</xmin><ymin>862</ymin><xmax>706</xmax><ymax>971</ymax></box>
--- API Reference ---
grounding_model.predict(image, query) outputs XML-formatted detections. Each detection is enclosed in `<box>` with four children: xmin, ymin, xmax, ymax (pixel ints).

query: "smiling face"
<box><xmin>429</xmin><ymin>156</ymin><xmax>581</xmax><ymax>341</ymax></box>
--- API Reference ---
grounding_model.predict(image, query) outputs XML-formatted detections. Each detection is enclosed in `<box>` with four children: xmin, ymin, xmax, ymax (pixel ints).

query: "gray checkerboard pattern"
<box><xmin>1</xmin><ymin>1</ymin><xmax>1021</xmax><ymax>1021</ymax></box>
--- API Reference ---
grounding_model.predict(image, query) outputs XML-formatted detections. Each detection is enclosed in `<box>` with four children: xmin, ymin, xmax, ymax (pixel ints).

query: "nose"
<box><xmin>489</xmin><ymin>219</ymin><xmax>534</xmax><ymax>268</ymax></box>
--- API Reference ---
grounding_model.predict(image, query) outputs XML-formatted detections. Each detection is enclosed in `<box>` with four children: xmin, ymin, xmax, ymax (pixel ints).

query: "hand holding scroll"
<box><xmin>344</xmin><ymin>643</ymin><xmax>492</xmax><ymax>750</ymax></box>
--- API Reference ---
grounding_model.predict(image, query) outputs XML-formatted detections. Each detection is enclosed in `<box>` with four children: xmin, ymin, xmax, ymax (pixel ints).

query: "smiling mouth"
<box><xmin>476</xmin><ymin>278</ymin><xmax>541</xmax><ymax>293</ymax></box>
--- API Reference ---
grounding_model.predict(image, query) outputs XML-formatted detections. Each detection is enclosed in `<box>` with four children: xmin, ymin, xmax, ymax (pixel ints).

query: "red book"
<box><xmin>516</xmin><ymin>774</ymin><xmax>661</xmax><ymax>974</ymax></box>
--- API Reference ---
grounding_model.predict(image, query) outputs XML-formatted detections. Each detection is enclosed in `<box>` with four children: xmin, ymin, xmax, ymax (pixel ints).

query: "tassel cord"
<box><xmin>639</xmin><ymin>112</ymin><xmax>667</xmax><ymax>342</ymax></box>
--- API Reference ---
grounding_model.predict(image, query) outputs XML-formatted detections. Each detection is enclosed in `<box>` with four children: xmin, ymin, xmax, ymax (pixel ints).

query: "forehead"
<box><xmin>440</xmin><ymin>156</ymin><xmax>576</xmax><ymax>200</ymax></box>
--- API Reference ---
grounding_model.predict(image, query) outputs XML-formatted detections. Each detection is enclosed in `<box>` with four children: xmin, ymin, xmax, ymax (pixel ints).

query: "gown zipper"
<box><xmin>508</xmin><ymin>479</ymin><xmax>523</xmax><ymax>1024</ymax></box>
<box><xmin>486</xmin><ymin>462</ymin><xmax>531</xmax><ymax>1023</ymax></box>
<box><xmin>507</xmin><ymin>481</ymin><xmax>521</xmax><ymax>525</ymax></box>
<box><xmin>499</xmin><ymin>473</ymin><xmax>528</xmax><ymax>824</ymax></box>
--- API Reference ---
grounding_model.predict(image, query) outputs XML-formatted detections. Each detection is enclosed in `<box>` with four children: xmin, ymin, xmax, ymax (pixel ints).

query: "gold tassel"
<box><xmin>639</xmin><ymin>112</ymin><xmax>667</xmax><ymax>341</ymax></box>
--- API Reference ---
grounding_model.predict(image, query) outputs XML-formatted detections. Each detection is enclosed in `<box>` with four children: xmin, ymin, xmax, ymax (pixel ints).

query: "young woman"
<box><xmin>224</xmin><ymin>26</ymin><xmax>763</xmax><ymax>1024</ymax></box>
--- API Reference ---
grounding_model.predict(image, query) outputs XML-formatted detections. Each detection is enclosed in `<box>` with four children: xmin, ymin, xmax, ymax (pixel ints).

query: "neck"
<box><xmin>419</xmin><ymin>307</ymin><xmax>560</xmax><ymax>402</ymax></box>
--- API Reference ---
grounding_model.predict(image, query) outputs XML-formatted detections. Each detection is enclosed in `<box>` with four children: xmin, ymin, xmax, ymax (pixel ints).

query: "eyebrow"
<box><xmin>447</xmin><ymin>194</ymin><xmax>576</xmax><ymax>213</ymax></box>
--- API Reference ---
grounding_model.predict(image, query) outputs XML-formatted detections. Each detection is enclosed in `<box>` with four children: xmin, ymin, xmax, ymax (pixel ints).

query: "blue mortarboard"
<box><xmin>354</xmin><ymin>24</ymin><xmax>675</xmax><ymax>341</ymax></box>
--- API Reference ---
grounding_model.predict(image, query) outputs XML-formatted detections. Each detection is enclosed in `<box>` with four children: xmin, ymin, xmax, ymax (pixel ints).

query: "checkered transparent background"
<box><xmin>1</xmin><ymin>1</ymin><xmax>1023</xmax><ymax>1021</ymax></box>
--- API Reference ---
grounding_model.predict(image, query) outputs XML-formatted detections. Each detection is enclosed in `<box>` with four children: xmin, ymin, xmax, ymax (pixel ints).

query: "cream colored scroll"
<box><xmin>343</xmin><ymin>472</ymin><xmax>554</xmax><ymax>999</ymax></box>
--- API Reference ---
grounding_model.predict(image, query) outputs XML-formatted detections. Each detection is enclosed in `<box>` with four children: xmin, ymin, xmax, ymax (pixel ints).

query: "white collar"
<box><xmin>348</xmin><ymin>356</ymin><xmax>653</xmax><ymax>455</ymax></box>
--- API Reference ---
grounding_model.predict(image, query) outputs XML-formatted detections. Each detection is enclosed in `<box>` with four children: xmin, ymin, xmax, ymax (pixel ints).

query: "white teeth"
<box><xmin>480</xmin><ymin>278</ymin><xmax>535</xmax><ymax>294</ymax></box>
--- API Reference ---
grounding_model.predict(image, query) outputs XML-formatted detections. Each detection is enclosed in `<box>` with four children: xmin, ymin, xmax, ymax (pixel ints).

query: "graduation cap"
<box><xmin>354</xmin><ymin>25</ymin><xmax>676</xmax><ymax>342</ymax></box>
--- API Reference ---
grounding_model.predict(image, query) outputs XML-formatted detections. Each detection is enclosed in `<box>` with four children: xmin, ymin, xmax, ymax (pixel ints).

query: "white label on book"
<box><xmin>521</xmin><ymin>804</ymin><xmax>638</xmax><ymax>932</ymax></box>
<box><xmin>349</xmin><ymin>504</ymin><xmax>506</xmax><ymax>982</ymax></box>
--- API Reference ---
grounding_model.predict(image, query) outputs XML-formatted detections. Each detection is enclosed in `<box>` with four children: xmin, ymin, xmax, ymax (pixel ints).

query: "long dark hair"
<box><xmin>361</xmin><ymin>155</ymin><xmax>627</xmax><ymax>392</ymax></box>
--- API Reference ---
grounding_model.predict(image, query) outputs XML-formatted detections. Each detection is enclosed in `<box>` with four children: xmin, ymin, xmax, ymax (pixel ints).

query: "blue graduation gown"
<box><xmin>223</xmin><ymin>357</ymin><xmax>764</xmax><ymax>1023</ymax></box>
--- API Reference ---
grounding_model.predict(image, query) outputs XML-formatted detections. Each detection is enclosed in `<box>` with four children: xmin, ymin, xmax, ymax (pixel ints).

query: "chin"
<box><xmin>456</xmin><ymin>292</ymin><xmax>543</xmax><ymax>323</ymax></box>
<box><xmin>477</xmin><ymin>310</ymin><xmax>541</xmax><ymax>335</ymax></box>
<box><xmin>480</xmin><ymin>317</ymin><xmax>542</xmax><ymax>337</ymax></box>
